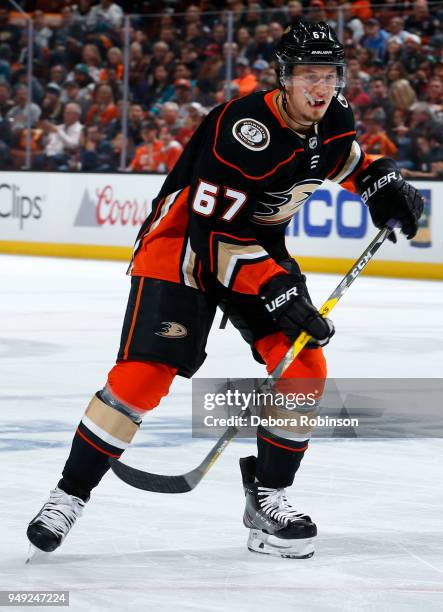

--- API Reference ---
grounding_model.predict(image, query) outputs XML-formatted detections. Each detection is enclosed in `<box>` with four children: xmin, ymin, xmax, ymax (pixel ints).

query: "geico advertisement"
<box><xmin>0</xmin><ymin>173</ymin><xmax>440</xmax><ymax>263</ymax></box>
<box><xmin>284</xmin><ymin>182</ymin><xmax>437</xmax><ymax>262</ymax></box>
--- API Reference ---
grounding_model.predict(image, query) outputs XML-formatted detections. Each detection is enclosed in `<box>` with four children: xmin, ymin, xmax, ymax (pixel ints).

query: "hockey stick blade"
<box><xmin>109</xmin><ymin>220</ymin><xmax>396</xmax><ymax>493</ymax></box>
<box><xmin>109</xmin><ymin>457</ymin><xmax>197</xmax><ymax>493</ymax></box>
<box><xmin>109</xmin><ymin>422</ymin><xmax>237</xmax><ymax>493</ymax></box>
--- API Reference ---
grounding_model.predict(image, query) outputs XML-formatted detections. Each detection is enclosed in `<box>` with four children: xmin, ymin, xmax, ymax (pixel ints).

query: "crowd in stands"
<box><xmin>0</xmin><ymin>0</ymin><xmax>442</xmax><ymax>176</ymax></box>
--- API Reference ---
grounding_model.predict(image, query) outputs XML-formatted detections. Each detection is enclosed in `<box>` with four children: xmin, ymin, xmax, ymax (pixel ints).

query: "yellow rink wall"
<box><xmin>0</xmin><ymin>172</ymin><xmax>441</xmax><ymax>281</ymax></box>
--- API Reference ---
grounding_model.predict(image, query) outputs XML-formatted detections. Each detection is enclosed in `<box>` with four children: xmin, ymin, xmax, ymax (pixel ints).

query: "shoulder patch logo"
<box><xmin>336</xmin><ymin>94</ymin><xmax>349</xmax><ymax>108</ymax></box>
<box><xmin>232</xmin><ymin>118</ymin><xmax>270</xmax><ymax>151</ymax></box>
<box><xmin>155</xmin><ymin>321</ymin><xmax>188</xmax><ymax>339</ymax></box>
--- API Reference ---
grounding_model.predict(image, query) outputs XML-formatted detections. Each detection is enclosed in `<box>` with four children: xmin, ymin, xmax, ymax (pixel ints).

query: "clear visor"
<box><xmin>281</xmin><ymin>66</ymin><xmax>346</xmax><ymax>90</ymax></box>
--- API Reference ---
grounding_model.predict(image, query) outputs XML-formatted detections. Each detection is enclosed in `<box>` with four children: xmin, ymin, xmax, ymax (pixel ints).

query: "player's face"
<box><xmin>284</xmin><ymin>65</ymin><xmax>338</xmax><ymax>124</ymax></box>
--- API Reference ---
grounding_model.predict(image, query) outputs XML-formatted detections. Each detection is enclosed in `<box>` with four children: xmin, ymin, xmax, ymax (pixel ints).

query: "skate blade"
<box><xmin>247</xmin><ymin>529</ymin><xmax>315</xmax><ymax>559</ymax></box>
<box><xmin>26</xmin><ymin>543</ymin><xmax>48</xmax><ymax>564</ymax></box>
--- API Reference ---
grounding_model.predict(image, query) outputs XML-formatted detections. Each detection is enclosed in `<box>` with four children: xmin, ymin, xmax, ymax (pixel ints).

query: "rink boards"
<box><xmin>0</xmin><ymin>171</ymin><xmax>441</xmax><ymax>280</ymax></box>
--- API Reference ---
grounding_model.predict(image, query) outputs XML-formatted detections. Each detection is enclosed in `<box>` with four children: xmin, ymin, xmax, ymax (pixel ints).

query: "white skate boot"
<box><xmin>27</xmin><ymin>487</ymin><xmax>87</xmax><ymax>554</ymax></box>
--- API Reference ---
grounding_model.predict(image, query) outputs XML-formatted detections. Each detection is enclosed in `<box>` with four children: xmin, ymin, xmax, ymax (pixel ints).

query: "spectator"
<box><xmin>7</xmin><ymin>85</ymin><xmax>41</xmax><ymax>134</ymax></box>
<box><xmin>308</xmin><ymin>1</ymin><xmax>328</xmax><ymax>24</ymax></box>
<box><xmin>425</xmin><ymin>76</ymin><xmax>443</xmax><ymax>115</ymax></box>
<box><xmin>49</xmin><ymin>65</ymin><xmax>67</xmax><ymax>88</ymax></box>
<box><xmin>184</xmin><ymin>22</ymin><xmax>212</xmax><ymax>58</ymax></box>
<box><xmin>232</xmin><ymin>57</ymin><xmax>258</xmax><ymax>97</ymax></box>
<box><xmin>175</xmin><ymin>103</ymin><xmax>203</xmax><ymax>146</ymax></box>
<box><xmin>148</xmin><ymin>41</ymin><xmax>171</xmax><ymax>74</ymax></box>
<box><xmin>386</xmin><ymin>60</ymin><xmax>407</xmax><ymax>85</ymax></box>
<box><xmin>359</xmin><ymin>109</ymin><xmax>398</xmax><ymax>157</ymax></box>
<box><xmin>387</xmin><ymin>16</ymin><xmax>409</xmax><ymax>44</ymax></box>
<box><xmin>368</xmin><ymin>77</ymin><xmax>393</xmax><ymax>116</ymax></box>
<box><xmin>81</xmin><ymin>44</ymin><xmax>103</xmax><ymax>83</ymax></box>
<box><xmin>246</xmin><ymin>24</ymin><xmax>274</xmax><ymax>64</ymax></box>
<box><xmin>13</xmin><ymin>67</ymin><xmax>45</xmax><ymax>106</ymax></box>
<box><xmin>197</xmin><ymin>45</ymin><xmax>223</xmax><ymax>86</ymax></box>
<box><xmin>36</xmin><ymin>102</ymin><xmax>82</xmax><ymax>170</ymax></box>
<box><xmin>404</xmin><ymin>0</ymin><xmax>439</xmax><ymax>43</ymax></box>
<box><xmin>217</xmin><ymin>42</ymin><xmax>239</xmax><ymax>81</ymax></box>
<box><xmin>0</xmin><ymin>8</ymin><xmax>21</xmax><ymax>49</ymax></box>
<box><xmin>268</xmin><ymin>22</ymin><xmax>284</xmax><ymax>45</ymax></box>
<box><xmin>146</xmin><ymin>65</ymin><xmax>174</xmax><ymax>113</ymax></box>
<box><xmin>409</xmin><ymin>101</ymin><xmax>439</xmax><ymax>140</ymax></box>
<box><xmin>384</xmin><ymin>37</ymin><xmax>404</xmax><ymax>64</ymax></box>
<box><xmin>85</xmin><ymin>83</ymin><xmax>118</xmax><ymax>127</ymax></box>
<box><xmin>127</xmin><ymin>121</ymin><xmax>162</xmax><ymax>172</ymax></box>
<box><xmin>360</xmin><ymin>18</ymin><xmax>390</xmax><ymax>60</ymax></box>
<box><xmin>61</xmin><ymin>80</ymin><xmax>90</xmax><ymax>121</ymax></box>
<box><xmin>403</xmin><ymin>34</ymin><xmax>425</xmax><ymax>74</ymax></box>
<box><xmin>388</xmin><ymin>107</ymin><xmax>414</xmax><ymax>165</ymax></box>
<box><xmin>401</xmin><ymin>133</ymin><xmax>443</xmax><ymax>177</ymax></box>
<box><xmin>69</xmin><ymin>63</ymin><xmax>95</xmax><ymax>96</ymax></box>
<box><xmin>100</xmin><ymin>47</ymin><xmax>124</xmax><ymax>83</ymax></box>
<box><xmin>157</xmin><ymin>125</ymin><xmax>184</xmax><ymax>172</ymax></box>
<box><xmin>211</xmin><ymin>23</ymin><xmax>227</xmax><ymax>48</ymax></box>
<box><xmin>237</xmin><ymin>27</ymin><xmax>252</xmax><ymax>59</ymax></box>
<box><xmin>346</xmin><ymin>76</ymin><xmax>372</xmax><ymax>111</ymax></box>
<box><xmin>252</xmin><ymin>59</ymin><xmax>270</xmax><ymax>90</ymax></box>
<box><xmin>287</xmin><ymin>1</ymin><xmax>303</xmax><ymax>23</ymax></box>
<box><xmin>40</xmin><ymin>83</ymin><xmax>64</xmax><ymax>123</ymax></box>
<box><xmin>86</xmin><ymin>0</ymin><xmax>124</xmax><ymax>31</ymax></box>
<box><xmin>347</xmin><ymin>58</ymin><xmax>370</xmax><ymax>86</ymax></box>
<box><xmin>159</xmin><ymin>101</ymin><xmax>181</xmax><ymax>132</ymax></box>
<box><xmin>79</xmin><ymin>124</ymin><xmax>105</xmax><ymax>171</ymax></box>
<box><xmin>173</xmin><ymin>79</ymin><xmax>194</xmax><ymax>119</ymax></box>
<box><xmin>159</xmin><ymin>26</ymin><xmax>181</xmax><ymax>57</ymax></box>
<box><xmin>106</xmin><ymin>103</ymin><xmax>144</xmax><ymax>150</ymax></box>
<box><xmin>52</xmin><ymin>5</ymin><xmax>86</xmax><ymax>61</ymax></box>
<box><xmin>0</xmin><ymin>81</ymin><xmax>13</xmax><ymax>163</ymax></box>
<box><xmin>341</xmin><ymin>2</ymin><xmax>364</xmax><ymax>43</ymax></box>
<box><xmin>0</xmin><ymin>81</ymin><xmax>14</xmax><ymax>119</ymax></box>
<box><xmin>388</xmin><ymin>79</ymin><xmax>417</xmax><ymax>112</ymax></box>
<box><xmin>0</xmin><ymin>43</ymin><xmax>12</xmax><ymax>83</ymax></box>
<box><xmin>268</xmin><ymin>0</ymin><xmax>288</xmax><ymax>26</ymax></box>
<box><xmin>33</xmin><ymin>10</ymin><xmax>53</xmax><ymax>52</ymax></box>
<box><xmin>240</xmin><ymin>2</ymin><xmax>266</xmax><ymax>32</ymax></box>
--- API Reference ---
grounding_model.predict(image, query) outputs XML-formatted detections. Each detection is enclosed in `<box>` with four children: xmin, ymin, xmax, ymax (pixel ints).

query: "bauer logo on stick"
<box><xmin>232</xmin><ymin>119</ymin><xmax>270</xmax><ymax>151</ymax></box>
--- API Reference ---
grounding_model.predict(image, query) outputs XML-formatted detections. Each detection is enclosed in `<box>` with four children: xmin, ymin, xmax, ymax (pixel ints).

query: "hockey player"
<box><xmin>27</xmin><ymin>20</ymin><xmax>423</xmax><ymax>559</ymax></box>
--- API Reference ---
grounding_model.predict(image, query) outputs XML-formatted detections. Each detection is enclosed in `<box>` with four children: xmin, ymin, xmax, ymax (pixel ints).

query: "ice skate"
<box><xmin>27</xmin><ymin>487</ymin><xmax>87</xmax><ymax>553</ymax></box>
<box><xmin>240</xmin><ymin>456</ymin><xmax>316</xmax><ymax>559</ymax></box>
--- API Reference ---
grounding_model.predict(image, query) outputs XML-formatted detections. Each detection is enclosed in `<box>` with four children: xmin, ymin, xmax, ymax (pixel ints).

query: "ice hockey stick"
<box><xmin>109</xmin><ymin>220</ymin><xmax>397</xmax><ymax>493</ymax></box>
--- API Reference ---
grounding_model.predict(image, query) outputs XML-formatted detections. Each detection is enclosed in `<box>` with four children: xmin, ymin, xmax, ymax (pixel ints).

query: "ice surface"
<box><xmin>1</xmin><ymin>255</ymin><xmax>442</xmax><ymax>611</ymax></box>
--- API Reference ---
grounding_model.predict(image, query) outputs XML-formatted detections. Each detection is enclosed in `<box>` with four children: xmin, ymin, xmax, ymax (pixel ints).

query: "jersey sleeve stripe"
<box><xmin>181</xmin><ymin>237</ymin><xmax>199</xmax><ymax>289</ymax></box>
<box><xmin>329</xmin><ymin>141</ymin><xmax>364</xmax><ymax>184</ymax></box>
<box><xmin>322</xmin><ymin>130</ymin><xmax>356</xmax><ymax>146</ymax></box>
<box><xmin>213</xmin><ymin>99</ymin><xmax>303</xmax><ymax>180</ymax></box>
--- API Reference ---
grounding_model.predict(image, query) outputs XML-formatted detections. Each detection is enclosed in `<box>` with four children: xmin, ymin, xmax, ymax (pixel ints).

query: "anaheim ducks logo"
<box><xmin>155</xmin><ymin>321</ymin><xmax>188</xmax><ymax>339</ymax></box>
<box><xmin>232</xmin><ymin>118</ymin><xmax>270</xmax><ymax>151</ymax></box>
<box><xmin>252</xmin><ymin>179</ymin><xmax>323</xmax><ymax>225</ymax></box>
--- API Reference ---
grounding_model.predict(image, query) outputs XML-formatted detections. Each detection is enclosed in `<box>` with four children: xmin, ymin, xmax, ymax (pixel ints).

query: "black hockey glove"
<box><xmin>260</xmin><ymin>273</ymin><xmax>334</xmax><ymax>346</ymax></box>
<box><xmin>356</xmin><ymin>158</ymin><xmax>424</xmax><ymax>243</ymax></box>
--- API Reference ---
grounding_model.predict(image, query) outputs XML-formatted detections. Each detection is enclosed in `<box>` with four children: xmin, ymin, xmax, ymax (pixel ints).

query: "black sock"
<box><xmin>58</xmin><ymin>419</ymin><xmax>126</xmax><ymax>501</ymax></box>
<box><xmin>256</xmin><ymin>425</ymin><xmax>309</xmax><ymax>488</ymax></box>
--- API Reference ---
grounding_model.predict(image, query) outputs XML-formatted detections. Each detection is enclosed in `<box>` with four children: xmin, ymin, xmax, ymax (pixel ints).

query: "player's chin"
<box><xmin>305</xmin><ymin>104</ymin><xmax>328</xmax><ymax>121</ymax></box>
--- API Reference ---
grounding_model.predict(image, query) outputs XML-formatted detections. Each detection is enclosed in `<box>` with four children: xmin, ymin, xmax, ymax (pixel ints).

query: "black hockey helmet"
<box><xmin>275</xmin><ymin>19</ymin><xmax>346</xmax><ymax>94</ymax></box>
